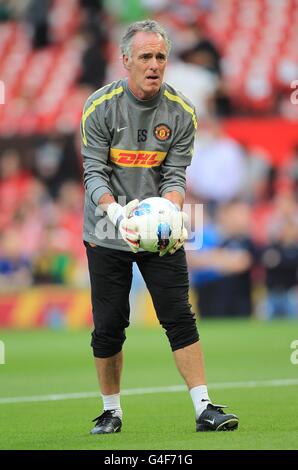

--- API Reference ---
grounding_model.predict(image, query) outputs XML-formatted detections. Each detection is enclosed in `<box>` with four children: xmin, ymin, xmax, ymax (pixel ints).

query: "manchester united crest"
<box><xmin>154</xmin><ymin>124</ymin><xmax>171</xmax><ymax>141</ymax></box>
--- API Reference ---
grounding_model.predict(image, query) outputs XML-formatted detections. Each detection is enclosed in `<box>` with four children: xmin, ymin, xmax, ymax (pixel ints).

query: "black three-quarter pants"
<box><xmin>85</xmin><ymin>243</ymin><xmax>199</xmax><ymax>358</ymax></box>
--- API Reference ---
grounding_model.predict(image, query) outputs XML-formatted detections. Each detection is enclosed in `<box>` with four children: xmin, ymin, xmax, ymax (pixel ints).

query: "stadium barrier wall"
<box><xmin>223</xmin><ymin>118</ymin><xmax>298</xmax><ymax>166</ymax></box>
<box><xmin>0</xmin><ymin>286</ymin><xmax>169</xmax><ymax>328</ymax></box>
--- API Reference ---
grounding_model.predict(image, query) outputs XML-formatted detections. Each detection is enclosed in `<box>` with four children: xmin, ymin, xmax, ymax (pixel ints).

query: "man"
<box><xmin>81</xmin><ymin>19</ymin><xmax>239</xmax><ymax>434</ymax></box>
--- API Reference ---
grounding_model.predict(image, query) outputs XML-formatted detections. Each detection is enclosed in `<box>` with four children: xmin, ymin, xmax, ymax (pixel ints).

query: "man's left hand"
<box><xmin>159</xmin><ymin>210</ymin><xmax>188</xmax><ymax>257</ymax></box>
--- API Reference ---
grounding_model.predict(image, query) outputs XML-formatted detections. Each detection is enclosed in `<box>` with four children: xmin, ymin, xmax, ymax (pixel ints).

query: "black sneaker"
<box><xmin>196</xmin><ymin>403</ymin><xmax>239</xmax><ymax>432</ymax></box>
<box><xmin>90</xmin><ymin>410</ymin><xmax>122</xmax><ymax>435</ymax></box>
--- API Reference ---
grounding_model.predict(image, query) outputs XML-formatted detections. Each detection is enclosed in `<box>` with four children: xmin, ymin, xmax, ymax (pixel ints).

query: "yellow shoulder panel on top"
<box><xmin>164</xmin><ymin>89</ymin><xmax>197</xmax><ymax>130</ymax></box>
<box><xmin>82</xmin><ymin>85</ymin><xmax>123</xmax><ymax>146</ymax></box>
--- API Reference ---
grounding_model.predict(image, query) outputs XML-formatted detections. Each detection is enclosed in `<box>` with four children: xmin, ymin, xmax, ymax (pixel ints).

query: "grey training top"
<box><xmin>81</xmin><ymin>78</ymin><xmax>197</xmax><ymax>251</ymax></box>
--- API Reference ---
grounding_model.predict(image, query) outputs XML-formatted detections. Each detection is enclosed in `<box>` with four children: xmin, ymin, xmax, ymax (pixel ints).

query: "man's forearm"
<box><xmin>163</xmin><ymin>191</ymin><xmax>184</xmax><ymax>209</ymax></box>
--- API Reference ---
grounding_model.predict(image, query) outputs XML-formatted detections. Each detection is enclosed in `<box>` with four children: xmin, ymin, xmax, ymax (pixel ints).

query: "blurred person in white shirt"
<box><xmin>187</xmin><ymin>119</ymin><xmax>246</xmax><ymax>213</ymax></box>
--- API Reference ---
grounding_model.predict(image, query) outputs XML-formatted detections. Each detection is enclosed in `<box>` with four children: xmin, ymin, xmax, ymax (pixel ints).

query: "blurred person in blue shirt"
<box><xmin>260</xmin><ymin>213</ymin><xmax>298</xmax><ymax>320</ymax></box>
<box><xmin>0</xmin><ymin>229</ymin><xmax>32</xmax><ymax>291</ymax></box>
<box><xmin>187</xmin><ymin>201</ymin><xmax>256</xmax><ymax>318</ymax></box>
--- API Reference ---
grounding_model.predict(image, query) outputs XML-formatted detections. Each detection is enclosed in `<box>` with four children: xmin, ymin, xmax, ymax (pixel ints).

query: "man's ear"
<box><xmin>123</xmin><ymin>55</ymin><xmax>130</xmax><ymax>70</ymax></box>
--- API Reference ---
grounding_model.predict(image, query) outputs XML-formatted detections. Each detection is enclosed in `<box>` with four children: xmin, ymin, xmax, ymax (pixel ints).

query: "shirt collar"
<box><xmin>123</xmin><ymin>78</ymin><xmax>164</xmax><ymax>108</ymax></box>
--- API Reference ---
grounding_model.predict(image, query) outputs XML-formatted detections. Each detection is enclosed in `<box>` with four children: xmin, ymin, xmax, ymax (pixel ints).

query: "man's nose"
<box><xmin>149</xmin><ymin>57</ymin><xmax>158</xmax><ymax>70</ymax></box>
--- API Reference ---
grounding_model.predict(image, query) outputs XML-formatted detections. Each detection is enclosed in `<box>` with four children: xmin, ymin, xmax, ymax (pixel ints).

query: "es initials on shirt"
<box><xmin>138</xmin><ymin>129</ymin><xmax>147</xmax><ymax>142</ymax></box>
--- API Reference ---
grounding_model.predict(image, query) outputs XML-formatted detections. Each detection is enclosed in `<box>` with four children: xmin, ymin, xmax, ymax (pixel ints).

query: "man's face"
<box><xmin>123</xmin><ymin>32</ymin><xmax>168</xmax><ymax>100</ymax></box>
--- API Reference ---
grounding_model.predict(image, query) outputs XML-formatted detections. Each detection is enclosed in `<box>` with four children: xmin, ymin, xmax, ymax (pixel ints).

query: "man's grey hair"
<box><xmin>120</xmin><ymin>19</ymin><xmax>171</xmax><ymax>58</ymax></box>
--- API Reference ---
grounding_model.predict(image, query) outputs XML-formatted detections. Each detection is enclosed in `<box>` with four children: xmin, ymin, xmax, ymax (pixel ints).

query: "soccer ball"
<box><xmin>130</xmin><ymin>197</ymin><xmax>178</xmax><ymax>253</ymax></box>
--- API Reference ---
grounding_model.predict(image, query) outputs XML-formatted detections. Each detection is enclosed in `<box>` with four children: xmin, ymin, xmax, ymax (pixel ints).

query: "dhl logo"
<box><xmin>110</xmin><ymin>148</ymin><xmax>167</xmax><ymax>167</ymax></box>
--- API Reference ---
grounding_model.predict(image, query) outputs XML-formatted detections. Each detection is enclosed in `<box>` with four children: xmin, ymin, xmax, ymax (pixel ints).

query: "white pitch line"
<box><xmin>0</xmin><ymin>378</ymin><xmax>297</xmax><ymax>405</ymax></box>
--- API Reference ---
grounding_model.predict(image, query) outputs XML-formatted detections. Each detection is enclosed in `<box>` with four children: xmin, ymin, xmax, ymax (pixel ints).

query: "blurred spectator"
<box><xmin>10</xmin><ymin>179</ymin><xmax>54</xmax><ymax>258</ymax></box>
<box><xmin>78</xmin><ymin>27</ymin><xmax>108</xmax><ymax>90</ymax></box>
<box><xmin>260</xmin><ymin>217</ymin><xmax>298</xmax><ymax>320</ymax></box>
<box><xmin>240</xmin><ymin>145</ymin><xmax>274</xmax><ymax>204</ymax></box>
<box><xmin>0</xmin><ymin>148</ymin><xmax>35</xmax><ymax>229</ymax></box>
<box><xmin>0</xmin><ymin>228</ymin><xmax>32</xmax><ymax>291</ymax></box>
<box><xmin>78</xmin><ymin>0</ymin><xmax>109</xmax><ymax>89</ymax></box>
<box><xmin>165</xmin><ymin>16</ymin><xmax>232</xmax><ymax>116</ymax></box>
<box><xmin>0</xmin><ymin>0</ymin><xmax>13</xmax><ymax>21</ymax></box>
<box><xmin>187</xmin><ymin>120</ymin><xmax>246</xmax><ymax>214</ymax></box>
<box><xmin>80</xmin><ymin>0</ymin><xmax>104</xmax><ymax>14</ymax></box>
<box><xmin>56</xmin><ymin>181</ymin><xmax>85</xmax><ymax>260</ymax></box>
<box><xmin>187</xmin><ymin>201</ymin><xmax>256</xmax><ymax>318</ymax></box>
<box><xmin>187</xmin><ymin>213</ymin><xmax>223</xmax><ymax>299</ymax></box>
<box><xmin>283</xmin><ymin>144</ymin><xmax>298</xmax><ymax>195</ymax></box>
<box><xmin>30</xmin><ymin>180</ymin><xmax>86</xmax><ymax>286</ymax></box>
<box><xmin>178</xmin><ymin>33</ymin><xmax>234</xmax><ymax>116</ymax></box>
<box><xmin>33</xmin><ymin>135</ymin><xmax>81</xmax><ymax>198</ymax></box>
<box><xmin>25</xmin><ymin>0</ymin><xmax>52</xmax><ymax>49</ymax></box>
<box><xmin>179</xmin><ymin>35</ymin><xmax>221</xmax><ymax>77</ymax></box>
<box><xmin>165</xmin><ymin>59</ymin><xmax>218</xmax><ymax>118</ymax></box>
<box><xmin>268</xmin><ymin>190</ymin><xmax>298</xmax><ymax>240</ymax></box>
<box><xmin>165</xmin><ymin>19</ymin><xmax>220</xmax><ymax>118</ymax></box>
<box><xmin>32</xmin><ymin>222</ymin><xmax>75</xmax><ymax>285</ymax></box>
<box><xmin>33</xmin><ymin>138</ymin><xmax>64</xmax><ymax>197</ymax></box>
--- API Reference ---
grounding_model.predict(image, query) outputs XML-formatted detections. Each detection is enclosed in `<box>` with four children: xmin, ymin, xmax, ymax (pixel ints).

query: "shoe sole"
<box><xmin>197</xmin><ymin>418</ymin><xmax>239</xmax><ymax>432</ymax></box>
<box><xmin>91</xmin><ymin>426</ymin><xmax>122</xmax><ymax>435</ymax></box>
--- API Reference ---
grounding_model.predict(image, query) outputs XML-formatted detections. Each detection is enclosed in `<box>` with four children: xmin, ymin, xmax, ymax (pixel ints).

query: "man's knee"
<box><xmin>91</xmin><ymin>302</ymin><xmax>130</xmax><ymax>358</ymax></box>
<box><xmin>91</xmin><ymin>328</ymin><xmax>126</xmax><ymax>358</ymax></box>
<box><xmin>162</xmin><ymin>317</ymin><xmax>199</xmax><ymax>351</ymax></box>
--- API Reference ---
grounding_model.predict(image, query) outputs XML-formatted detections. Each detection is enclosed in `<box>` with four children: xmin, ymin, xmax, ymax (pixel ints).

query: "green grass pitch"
<box><xmin>0</xmin><ymin>319</ymin><xmax>297</xmax><ymax>450</ymax></box>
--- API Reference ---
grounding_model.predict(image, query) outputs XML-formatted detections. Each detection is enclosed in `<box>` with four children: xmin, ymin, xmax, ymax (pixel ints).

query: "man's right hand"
<box><xmin>96</xmin><ymin>199</ymin><xmax>140</xmax><ymax>253</ymax></box>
